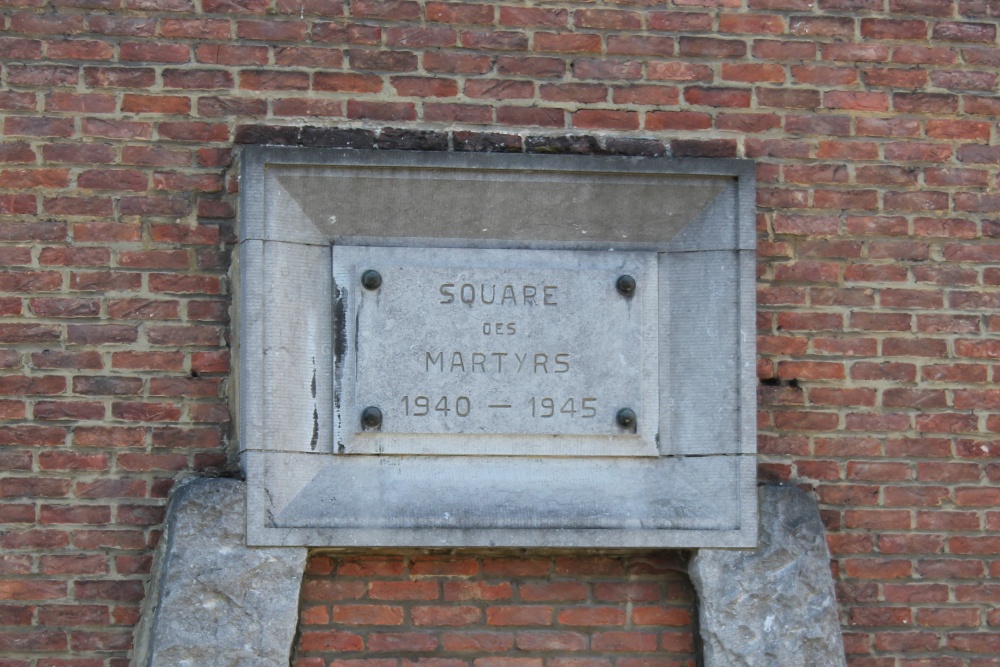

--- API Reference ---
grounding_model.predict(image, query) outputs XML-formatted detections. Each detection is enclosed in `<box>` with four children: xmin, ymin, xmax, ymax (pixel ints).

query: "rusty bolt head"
<box><xmin>361</xmin><ymin>406</ymin><xmax>382</xmax><ymax>429</ymax></box>
<box><xmin>616</xmin><ymin>408</ymin><xmax>637</xmax><ymax>430</ymax></box>
<box><xmin>616</xmin><ymin>274</ymin><xmax>636</xmax><ymax>297</ymax></box>
<box><xmin>361</xmin><ymin>269</ymin><xmax>382</xmax><ymax>290</ymax></box>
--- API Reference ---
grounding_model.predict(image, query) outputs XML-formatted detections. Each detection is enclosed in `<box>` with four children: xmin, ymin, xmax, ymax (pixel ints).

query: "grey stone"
<box><xmin>335</xmin><ymin>246</ymin><xmax>659</xmax><ymax>457</ymax></box>
<box><xmin>240</xmin><ymin>149</ymin><xmax>749</xmax><ymax>250</ymax></box>
<box><xmin>238</xmin><ymin>148</ymin><xmax>757</xmax><ymax>548</ymax></box>
<box><xmin>244</xmin><ymin>451</ymin><xmax>757</xmax><ymax>548</ymax></box>
<box><xmin>689</xmin><ymin>484</ymin><xmax>847</xmax><ymax>667</ymax></box>
<box><xmin>132</xmin><ymin>478</ymin><xmax>306</xmax><ymax>667</ymax></box>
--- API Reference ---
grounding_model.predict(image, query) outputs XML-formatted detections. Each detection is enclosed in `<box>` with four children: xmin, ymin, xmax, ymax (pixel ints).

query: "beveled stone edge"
<box><xmin>236</xmin><ymin>147</ymin><xmax>757</xmax><ymax>548</ymax></box>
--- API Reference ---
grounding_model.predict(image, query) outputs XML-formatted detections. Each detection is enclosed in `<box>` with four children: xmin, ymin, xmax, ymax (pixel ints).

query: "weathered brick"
<box><xmin>0</xmin><ymin>4</ymin><xmax>998</xmax><ymax>666</ymax></box>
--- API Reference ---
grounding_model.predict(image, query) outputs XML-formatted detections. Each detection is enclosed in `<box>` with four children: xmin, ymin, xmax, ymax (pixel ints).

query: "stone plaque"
<box><xmin>238</xmin><ymin>148</ymin><xmax>758</xmax><ymax>548</ymax></box>
<box><xmin>334</xmin><ymin>247</ymin><xmax>659</xmax><ymax>457</ymax></box>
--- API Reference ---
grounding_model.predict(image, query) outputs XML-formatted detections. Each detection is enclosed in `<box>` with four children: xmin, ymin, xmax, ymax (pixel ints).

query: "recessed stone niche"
<box><xmin>235</xmin><ymin>148</ymin><xmax>757</xmax><ymax>548</ymax></box>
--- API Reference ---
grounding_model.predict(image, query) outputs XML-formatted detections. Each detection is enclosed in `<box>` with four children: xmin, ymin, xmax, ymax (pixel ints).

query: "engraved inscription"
<box><xmin>335</xmin><ymin>246</ymin><xmax>659</xmax><ymax>456</ymax></box>
<box><xmin>368</xmin><ymin>270</ymin><xmax>609</xmax><ymax>432</ymax></box>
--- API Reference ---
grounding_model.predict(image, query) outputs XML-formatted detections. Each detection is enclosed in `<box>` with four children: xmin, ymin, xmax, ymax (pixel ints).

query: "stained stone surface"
<box><xmin>132</xmin><ymin>478</ymin><xmax>306</xmax><ymax>667</ymax></box>
<box><xmin>689</xmin><ymin>484</ymin><xmax>847</xmax><ymax>667</ymax></box>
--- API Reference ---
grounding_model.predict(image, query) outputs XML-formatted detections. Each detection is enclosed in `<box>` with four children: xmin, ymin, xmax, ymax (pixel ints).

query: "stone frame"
<box><xmin>236</xmin><ymin>147</ymin><xmax>756</xmax><ymax>548</ymax></box>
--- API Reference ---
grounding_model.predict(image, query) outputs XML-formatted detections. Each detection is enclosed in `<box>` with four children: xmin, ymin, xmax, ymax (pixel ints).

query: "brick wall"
<box><xmin>1</xmin><ymin>0</ymin><xmax>999</xmax><ymax>665</ymax></box>
<box><xmin>292</xmin><ymin>554</ymin><xmax>696</xmax><ymax>667</ymax></box>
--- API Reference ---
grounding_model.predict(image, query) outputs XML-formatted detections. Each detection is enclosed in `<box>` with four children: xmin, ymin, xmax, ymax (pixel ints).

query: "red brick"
<box><xmin>534</xmin><ymin>33</ymin><xmax>601</xmax><ymax>53</ymax></box>
<box><xmin>574</xmin><ymin>9</ymin><xmax>641</xmax><ymax>30</ymax></box>
<box><xmin>352</xmin><ymin>0</ymin><xmax>419</xmax><ymax>19</ymax></box>
<box><xmin>7</xmin><ymin>64</ymin><xmax>78</xmax><ymax>88</ymax></box>
<box><xmin>0</xmin><ymin>169</ymin><xmax>70</xmax><ymax>189</ymax></box>
<box><xmin>461</xmin><ymin>30</ymin><xmax>529</xmax><ymax>51</ymax></box>
<box><xmin>486</xmin><ymin>606</ymin><xmax>553</xmax><ymax>626</ymax></box>
<box><xmin>194</xmin><ymin>46</ymin><xmax>267</xmax><ymax>68</ymax></box>
<box><xmin>83</xmin><ymin>66</ymin><xmax>156</xmax><ymax>88</ymax></box>
<box><xmin>119</xmin><ymin>42</ymin><xmax>190</xmax><ymax>63</ymax></box>
<box><xmin>823</xmin><ymin>43</ymin><xmax>891</xmax><ymax>63</ymax></box>
<box><xmin>332</xmin><ymin>605</ymin><xmax>404</xmax><ymax>625</ymax></box>
<box><xmin>790</xmin><ymin>16</ymin><xmax>853</xmax><ymax>37</ymax></box>
<box><xmin>274</xmin><ymin>0</ymin><xmax>343</xmax><ymax>14</ymax></box>
<box><xmin>298</xmin><ymin>631</ymin><xmax>364</xmax><ymax>652</ymax></box>
<box><xmin>718</xmin><ymin>63</ymin><xmax>783</xmax><ymax>83</ymax></box>
<box><xmin>347</xmin><ymin>101</ymin><xmax>416</xmax><ymax>121</ymax></box>
<box><xmin>412</xmin><ymin>605</ymin><xmax>481</xmax><ymax>626</ymax></box>
<box><xmin>474</xmin><ymin>659</ymin><xmax>541</xmax><ymax>667</ymax></box>
<box><xmin>427</xmin><ymin>2</ymin><xmax>493</xmax><ymax>24</ymax></box>
<box><xmin>645</xmin><ymin>112</ymin><xmax>711</xmax><ymax>131</ymax></box>
<box><xmin>679</xmin><ymin>36</ymin><xmax>746</xmax><ymax>58</ymax></box>
<box><xmin>606</xmin><ymin>35</ymin><xmax>674</xmax><ymax>57</ymax></box>
<box><xmin>753</xmin><ymin>39</ymin><xmax>817</xmax><ymax>61</ymax></box>
<box><xmin>441</xmin><ymin>581</ymin><xmax>512</xmax><ymax>601</ymax></box>
<box><xmin>466</xmin><ymin>80</ymin><xmax>534</xmax><ymax>100</ymax></box>
<box><xmin>72</xmin><ymin>376</ymin><xmax>143</xmax><ymax>396</ymax></box>
<box><xmin>424</xmin><ymin>52</ymin><xmax>492</xmax><ymax>75</ymax></box>
<box><xmin>0</xmin><ymin>478</ymin><xmax>71</xmax><ymax>498</ymax></box>
<box><xmin>647</xmin><ymin>10</ymin><xmax>712</xmax><ymax>31</ymax></box>
<box><xmin>496</xmin><ymin>56</ymin><xmax>564</xmax><ymax>78</ymax></box>
<box><xmin>719</xmin><ymin>13</ymin><xmax>784</xmax><ymax>34</ymax></box>
<box><xmin>10</xmin><ymin>12</ymin><xmax>86</xmax><ymax>34</ymax></box>
<box><xmin>274</xmin><ymin>46</ymin><xmax>344</xmax><ymax>68</ymax></box>
<box><xmin>369</xmin><ymin>581</ymin><xmax>438</xmax><ymax>601</ymax></box>
<box><xmin>387</xmin><ymin>27</ymin><xmax>456</xmax><ymax>48</ymax></box>
<box><xmin>684</xmin><ymin>87</ymin><xmax>751</xmax><ymax>108</ymax></box>
<box><xmin>237</xmin><ymin>19</ymin><xmax>307</xmax><ymax>41</ymax></box>
<box><xmin>932</xmin><ymin>70</ymin><xmax>998</xmax><ymax>91</ymax></box>
<box><xmin>496</xmin><ymin>107</ymin><xmax>564</xmax><ymax>128</ymax></box>
<box><xmin>862</xmin><ymin>18</ymin><xmax>927</xmax><ymax>39</ymax></box>
<box><xmin>516</xmin><ymin>631</ymin><xmax>587</xmax><ymax>651</ymax></box>
<box><xmin>591</xmin><ymin>632</ymin><xmax>657</xmax><ymax>652</ymax></box>
<box><xmin>500</xmin><ymin>7</ymin><xmax>566</xmax><ymax>27</ymax></box>
<box><xmin>407</xmin><ymin>556</ymin><xmax>477</xmax><ymax>576</ymax></box>
<box><xmin>239</xmin><ymin>70</ymin><xmax>309</xmax><ymax>91</ymax></box>
<box><xmin>534</xmin><ymin>84</ymin><xmax>602</xmax><ymax>105</ymax></box>
<box><xmin>5</xmin><ymin>117</ymin><xmax>74</xmax><ymax>138</ymax></box>
<box><xmin>45</xmin><ymin>92</ymin><xmax>116</xmax><ymax>113</ymax></box>
<box><xmin>863</xmin><ymin>68</ymin><xmax>928</xmax><ymax>88</ymax></box>
<box><xmin>934</xmin><ymin>22</ymin><xmax>996</xmax><ymax>42</ymax></box>
<box><xmin>197</xmin><ymin>97</ymin><xmax>268</xmax><ymax>118</ymax></box>
<box><xmin>157</xmin><ymin>121</ymin><xmax>229</xmax><ymax>142</ymax></box>
<box><xmin>442</xmin><ymin>631</ymin><xmax>515</xmax><ymax>651</ymax></box>
<box><xmin>557</xmin><ymin>607</ymin><xmax>627</xmax><ymax>626</ymax></box>
<box><xmin>647</xmin><ymin>62</ymin><xmax>712</xmax><ymax>83</ymax></box>
<box><xmin>311</xmin><ymin>23</ymin><xmax>381</xmax><ymax>44</ymax></box>
<box><xmin>367</xmin><ymin>633</ymin><xmax>437</xmax><ymax>652</ymax></box>
<box><xmin>572</xmin><ymin>110</ymin><xmax>638</xmax><ymax>131</ymax></box>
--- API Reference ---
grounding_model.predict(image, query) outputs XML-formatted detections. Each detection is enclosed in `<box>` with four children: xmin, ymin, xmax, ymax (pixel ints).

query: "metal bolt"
<box><xmin>616</xmin><ymin>408</ymin><xmax>637</xmax><ymax>430</ymax></box>
<box><xmin>616</xmin><ymin>274</ymin><xmax>636</xmax><ymax>298</ymax></box>
<box><xmin>361</xmin><ymin>269</ymin><xmax>382</xmax><ymax>290</ymax></box>
<box><xmin>361</xmin><ymin>406</ymin><xmax>382</xmax><ymax>429</ymax></box>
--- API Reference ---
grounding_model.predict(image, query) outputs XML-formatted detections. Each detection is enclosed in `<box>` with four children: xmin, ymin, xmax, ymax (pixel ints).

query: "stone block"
<box><xmin>132</xmin><ymin>478</ymin><xmax>306</xmax><ymax>667</ymax></box>
<box><xmin>238</xmin><ymin>148</ymin><xmax>757</xmax><ymax>548</ymax></box>
<box><xmin>689</xmin><ymin>484</ymin><xmax>847</xmax><ymax>667</ymax></box>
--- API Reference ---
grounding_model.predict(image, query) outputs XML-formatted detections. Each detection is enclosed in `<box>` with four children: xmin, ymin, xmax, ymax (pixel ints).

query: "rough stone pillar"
<box><xmin>132</xmin><ymin>478</ymin><xmax>307</xmax><ymax>667</ymax></box>
<box><xmin>689</xmin><ymin>484</ymin><xmax>847</xmax><ymax>667</ymax></box>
